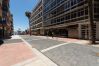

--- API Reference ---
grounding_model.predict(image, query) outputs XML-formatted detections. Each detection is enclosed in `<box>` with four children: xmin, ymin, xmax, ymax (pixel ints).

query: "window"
<box><xmin>67</xmin><ymin>14</ymin><xmax>70</xmax><ymax>19</ymax></box>
<box><xmin>57</xmin><ymin>18</ymin><xmax>60</xmax><ymax>22</ymax></box>
<box><xmin>71</xmin><ymin>0</ymin><xmax>74</xmax><ymax>6</ymax></box>
<box><xmin>71</xmin><ymin>0</ymin><xmax>77</xmax><ymax>6</ymax></box>
<box><xmin>51</xmin><ymin>1</ymin><xmax>56</xmax><ymax>8</ymax></box>
<box><xmin>51</xmin><ymin>19</ymin><xmax>54</xmax><ymax>24</ymax></box>
<box><xmin>65</xmin><ymin>14</ymin><xmax>70</xmax><ymax>20</ymax></box>
<box><xmin>77</xmin><ymin>0</ymin><xmax>83</xmax><ymax>3</ymax></box>
<box><xmin>67</xmin><ymin>1</ymin><xmax>70</xmax><ymax>8</ymax></box>
<box><xmin>71</xmin><ymin>12</ymin><xmax>77</xmax><ymax>18</ymax></box>
<box><xmin>78</xmin><ymin>10</ymin><xmax>84</xmax><ymax>17</ymax></box>
<box><xmin>94</xmin><ymin>8</ymin><xmax>99</xmax><ymax>14</ymax></box>
<box><xmin>57</xmin><ymin>0</ymin><xmax>61</xmax><ymax>3</ymax></box>
<box><xmin>64</xmin><ymin>3</ymin><xmax>68</xmax><ymax>10</ymax></box>
<box><xmin>94</xmin><ymin>15</ymin><xmax>99</xmax><ymax>19</ymax></box>
<box><xmin>60</xmin><ymin>17</ymin><xmax>65</xmax><ymax>21</ymax></box>
<box><xmin>85</xmin><ymin>9</ymin><xmax>88</xmax><ymax>15</ymax></box>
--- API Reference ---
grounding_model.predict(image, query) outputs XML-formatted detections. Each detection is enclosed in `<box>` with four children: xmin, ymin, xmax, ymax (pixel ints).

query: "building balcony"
<box><xmin>2</xmin><ymin>6</ymin><xmax>9</xmax><ymax>12</ymax></box>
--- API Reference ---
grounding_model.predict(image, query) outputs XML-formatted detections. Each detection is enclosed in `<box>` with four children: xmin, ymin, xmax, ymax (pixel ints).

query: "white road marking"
<box><xmin>27</xmin><ymin>39</ymin><xmax>39</xmax><ymax>41</ymax></box>
<box><xmin>26</xmin><ymin>38</ymin><xmax>46</xmax><ymax>41</ymax></box>
<box><xmin>41</xmin><ymin>43</ymin><xmax>69</xmax><ymax>53</ymax></box>
<box><xmin>18</xmin><ymin>35</ymin><xmax>58</xmax><ymax>66</ymax></box>
<box><xmin>19</xmin><ymin>35</ymin><xmax>33</xmax><ymax>48</ymax></box>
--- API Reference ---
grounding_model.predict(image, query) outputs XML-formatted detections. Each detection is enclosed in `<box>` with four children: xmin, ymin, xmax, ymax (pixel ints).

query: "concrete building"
<box><xmin>0</xmin><ymin>0</ymin><xmax>3</xmax><ymax>38</ymax></box>
<box><xmin>43</xmin><ymin>0</ymin><xmax>99</xmax><ymax>40</ymax></box>
<box><xmin>30</xmin><ymin>0</ymin><xmax>44</xmax><ymax>35</ymax></box>
<box><xmin>0</xmin><ymin>0</ymin><xmax>13</xmax><ymax>38</ymax></box>
<box><xmin>29</xmin><ymin>0</ymin><xmax>99</xmax><ymax>40</ymax></box>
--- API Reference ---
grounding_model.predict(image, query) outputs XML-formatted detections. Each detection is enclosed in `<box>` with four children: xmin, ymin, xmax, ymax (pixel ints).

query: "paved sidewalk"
<box><xmin>51</xmin><ymin>37</ymin><xmax>90</xmax><ymax>44</ymax></box>
<box><xmin>0</xmin><ymin>35</ymin><xmax>57</xmax><ymax>66</ymax></box>
<box><xmin>0</xmin><ymin>42</ymin><xmax>35</xmax><ymax>66</ymax></box>
<box><xmin>36</xmin><ymin>36</ymin><xmax>90</xmax><ymax>45</ymax></box>
<box><xmin>36</xmin><ymin>35</ymin><xmax>99</xmax><ymax>48</ymax></box>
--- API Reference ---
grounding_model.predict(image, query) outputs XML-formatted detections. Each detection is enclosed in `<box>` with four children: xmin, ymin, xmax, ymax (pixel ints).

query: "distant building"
<box><xmin>30</xmin><ymin>0</ymin><xmax>44</xmax><ymax>35</ymax></box>
<box><xmin>0</xmin><ymin>0</ymin><xmax>3</xmax><ymax>38</ymax></box>
<box><xmin>0</xmin><ymin>0</ymin><xmax>13</xmax><ymax>38</ymax></box>
<box><xmin>29</xmin><ymin>0</ymin><xmax>99</xmax><ymax>40</ymax></box>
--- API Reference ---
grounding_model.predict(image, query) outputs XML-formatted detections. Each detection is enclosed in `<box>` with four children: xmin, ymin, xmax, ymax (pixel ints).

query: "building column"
<box><xmin>78</xmin><ymin>24</ymin><xmax>82</xmax><ymax>39</ymax></box>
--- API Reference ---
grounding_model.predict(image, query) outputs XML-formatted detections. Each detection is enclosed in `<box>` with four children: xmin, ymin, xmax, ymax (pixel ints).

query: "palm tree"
<box><xmin>88</xmin><ymin>0</ymin><xmax>95</xmax><ymax>44</ymax></box>
<box><xmin>25</xmin><ymin>11</ymin><xmax>31</xmax><ymax>19</ymax></box>
<box><xmin>25</xmin><ymin>11</ymin><xmax>32</xmax><ymax>35</ymax></box>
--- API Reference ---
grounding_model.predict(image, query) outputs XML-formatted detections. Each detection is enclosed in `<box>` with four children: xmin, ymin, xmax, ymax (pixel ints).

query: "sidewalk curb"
<box><xmin>18</xmin><ymin>35</ymin><xmax>58</xmax><ymax>66</ymax></box>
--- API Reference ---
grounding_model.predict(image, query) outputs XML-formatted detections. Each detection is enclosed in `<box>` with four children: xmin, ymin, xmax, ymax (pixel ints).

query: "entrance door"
<box><xmin>81</xmin><ymin>24</ymin><xmax>89</xmax><ymax>39</ymax></box>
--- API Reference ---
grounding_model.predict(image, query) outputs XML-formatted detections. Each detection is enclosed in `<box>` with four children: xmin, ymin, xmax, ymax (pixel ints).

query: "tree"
<box><xmin>25</xmin><ymin>11</ymin><xmax>32</xmax><ymax>36</ymax></box>
<box><xmin>25</xmin><ymin>11</ymin><xmax>31</xmax><ymax>19</ymax></box>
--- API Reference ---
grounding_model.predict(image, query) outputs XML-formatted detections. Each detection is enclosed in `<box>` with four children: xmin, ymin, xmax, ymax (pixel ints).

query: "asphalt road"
<box><xmin>20</xmin><ymin>35</ymin><xmax>65</xmax><ymax>50</ymax></box>
<box><xmin>20</xmin><ymin>35</ymin><xmax>99</xmax><ymax>66</ymax></box>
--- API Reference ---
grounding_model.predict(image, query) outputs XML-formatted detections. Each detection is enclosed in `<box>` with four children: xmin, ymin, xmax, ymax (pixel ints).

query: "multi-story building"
<box><xmin>0</xmin><ymin>0</ymin><xmax>13</xmax><ymax>38</ymax></box>
<box><xmin>29</xmin><ymin>0</ymin><xmax>99</xmax><ymax>40</ymax></box>
<box><xmin>0</xmin><ymin>0</ymin><xmax>3</xmax><ymax>38</ymax></box>
<box><xmin>6</xmin><ymin>11</ymin><xmax>13</xmax><ymax>36</ymax></box>
<box><xmin>30</xmin><ymin>0</ymin><xmax>44</xmax><ymax>35</ymax></box>
<box><xmin>43</xmin><ymin>0</ymin><xmax>99</xmax><ymax>40</ymax></box>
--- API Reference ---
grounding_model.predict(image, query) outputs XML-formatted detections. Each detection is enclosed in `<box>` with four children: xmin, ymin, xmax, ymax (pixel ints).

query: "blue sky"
<box><xmin>10</xmin><ymin>0</ymin><xmax>39</xmax><ymax>31</ymax></box>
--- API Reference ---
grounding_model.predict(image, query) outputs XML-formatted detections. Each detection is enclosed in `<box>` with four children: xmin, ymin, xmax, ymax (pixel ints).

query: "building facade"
<box><xmin>30</xmin><ymin>0</ymin><xmax>99</xmax><ymax>40</ymax></box>
<box><xmin>0</xmin><ymin>0</ymin><xmax>13</xmax><ymax>38</ymax></box>
<box><xmin>30</xmin><ymin>0</ymin><xmax>44</xmax><ymax>35</ymax></box>
<box><xmin>43</xmin><ymin>0</ymin><xmax>99</xmax><ymax>40</ymax></box>
<box><xmin>0</xmin><ymin>0</ymin><xmax>3</xmax><ymax>38</ymax></box>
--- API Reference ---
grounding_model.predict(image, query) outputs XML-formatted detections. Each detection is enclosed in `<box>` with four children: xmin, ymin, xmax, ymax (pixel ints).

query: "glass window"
<box><xmin>60</xmin><ymin>16</ymin><xmax>65</xmax><ymax>21</ymax></box>
<box><xmin>71</xmin><ymin>0</ymin><xmax>77</xmax><ymax>6</ymax></box>
<box><xmin>85</xmin><ymin>9</ymin><xmax>88</xmax><ymax>15</ymax></box>
<box><xmin>57</xmin><ymin>0</ymin><xmax>61</xmax><ymax>3</ymax></box>
<box><xmin>67</xmin><ymin>14</ymin><xmax>70</xmax><ymax>19</ymax></box>
<box><xmin>71</xmin><ymin>0</ymin><xmax>74</xmax><ymax>6</ymax></box>
<box><xmin>77</xmin><ymin>0</ymin><xmax>83</xmax><ymax>3</ymax></box>
<box><xmin>78</xmin><ymin>10</ymin><xmax>84</xmax><ymax>17</ymax></box>
<box><xmin>67</xmin><ymin>1</ymin><xmax>70</xmax><ymax>8</ymax></box>
<box><xmin>64</xmin><ymin>3</ymin><xmax>68</xmax><ymax>9</ymax></box>
<box><xmin>57</xmin><ymin>18</ymin><xmax>60</xmax><ymax>22</ymax></box>
<box><xmin>71</xmin><ymin>12</ymin><xmax>77</xmax><ymax>18</ymax></box>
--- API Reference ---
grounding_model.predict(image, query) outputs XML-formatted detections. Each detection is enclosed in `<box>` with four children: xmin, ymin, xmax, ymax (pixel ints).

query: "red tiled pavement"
<box><xmin>37</xmin><ymin>36</ymin><xmax>90</xmax><ymax>44</ymax></box>
<box><xmin>55</xmin><ymin>38</ymin><xmax>84</xmax><ymax>42</ymax></box>
<box><xmin>0</xmin><ymin>42</ymin><xmax>37</xmax><ymax>66</ymax></box>
<box><xmin>51</xmin><ymin>37</ymin><xmax>90</xmax><ymax>44</ymax></box>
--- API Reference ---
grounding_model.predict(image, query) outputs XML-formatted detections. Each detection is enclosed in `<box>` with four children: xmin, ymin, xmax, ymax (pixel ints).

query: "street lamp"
<box><xmin>25</xmin><ymin>11</ymin><xmax>32</xmax><ymax>36</ymax></box>
<box><xmin>88</xmin><ymin>0</ymin><xmax>95</xmax><ymax>44</ymax></box>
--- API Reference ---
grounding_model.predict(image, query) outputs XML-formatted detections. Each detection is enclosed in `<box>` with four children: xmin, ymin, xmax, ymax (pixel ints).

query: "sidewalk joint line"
<box><xmin>19</xmin><ymin>35</ymin><xmax>58</xmax><ymax>66</ymax></box>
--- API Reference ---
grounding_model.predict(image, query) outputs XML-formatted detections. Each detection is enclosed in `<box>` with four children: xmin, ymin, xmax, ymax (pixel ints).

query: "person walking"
<box><xmin>51</xmin><ymin>31</ymin><xmax>54</xmax><ymax>38</ymax></box>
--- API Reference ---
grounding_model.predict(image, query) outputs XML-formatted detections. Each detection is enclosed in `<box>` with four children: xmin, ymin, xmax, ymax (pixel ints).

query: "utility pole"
<box><xmin>25</xmin><ymin>11</ymin><xmax>32</xmax><ymax>36</ymax></box>
<box><xmin>88</xmin><ymin>0</ymin><xmax>95</xmax><ymax>44</ymax></box>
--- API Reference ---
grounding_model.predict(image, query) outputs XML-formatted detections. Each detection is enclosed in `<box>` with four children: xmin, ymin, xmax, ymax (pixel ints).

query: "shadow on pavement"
<box><xmin>91</xmin><ymin>41</ymin><xmax>99</xmax><ymax>45</ymax></box>
<box><xmin>0</xmin><ymin>39</ymin><xmax>4</xmax><ymax>45</ymax></box>
<box><xmin>4</xmin><ymin>36</ymin><xmax>12</xmax><ymax>39</ymax></box>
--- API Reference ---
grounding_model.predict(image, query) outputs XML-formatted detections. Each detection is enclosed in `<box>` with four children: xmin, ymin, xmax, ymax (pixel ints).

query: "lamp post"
<box><xmin>88</xmin><ymin>0</ymin><xmax>95</xmax><ymax>44</ymax></box>
<box><xmin>25</xmin><ymin>11</ymin><xmax>32</xmax><ymax>36</ymax></box>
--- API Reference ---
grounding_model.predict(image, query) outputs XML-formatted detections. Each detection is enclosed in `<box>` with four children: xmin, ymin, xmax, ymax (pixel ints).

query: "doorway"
<box><xmin>81</xmin><ymin>24</ymin><xmax>90</xmax><ymax>39</ymax></box>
